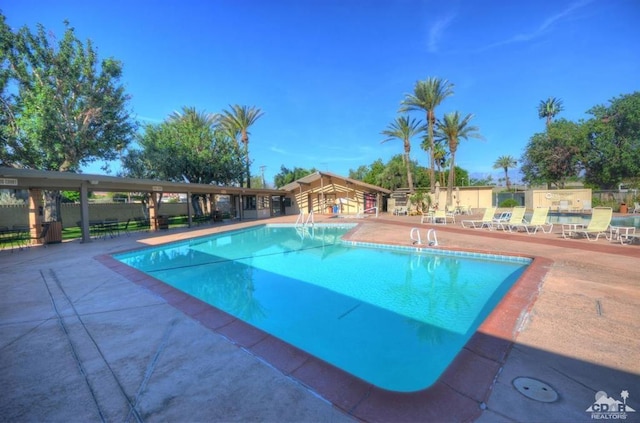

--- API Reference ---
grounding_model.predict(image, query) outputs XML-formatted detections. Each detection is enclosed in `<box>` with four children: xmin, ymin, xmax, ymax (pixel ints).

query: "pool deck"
<box><xmin>1</xmin><ymin>213</ymin><xmax>639</xmax><ymax>422</ymax></box>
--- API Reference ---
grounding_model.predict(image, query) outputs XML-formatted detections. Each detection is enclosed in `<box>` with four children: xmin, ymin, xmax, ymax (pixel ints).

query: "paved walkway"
<box><xmin>1</xmin><ymin>214</ymin><xmax>639</xmax><ymax>422</ymax></box>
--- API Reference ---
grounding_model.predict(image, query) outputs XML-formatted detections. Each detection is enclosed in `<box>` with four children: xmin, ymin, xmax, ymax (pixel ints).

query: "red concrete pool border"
<box><xmin>95</xmin><ymin>240</ymin><xmax>550</xmax><ymax>422</ymax></box>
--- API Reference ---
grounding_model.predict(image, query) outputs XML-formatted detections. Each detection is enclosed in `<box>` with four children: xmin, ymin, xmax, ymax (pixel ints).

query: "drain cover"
<box><xmin>513</xmin><ymin>377</ymin><xmax>559</xmax><ymax>402</ymax></box>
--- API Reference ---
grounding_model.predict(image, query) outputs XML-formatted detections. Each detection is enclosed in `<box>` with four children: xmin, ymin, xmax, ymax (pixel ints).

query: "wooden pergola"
<box><xmin>0</xmin><ymin>167</ymin><xmax>285</xmax><ymax>243</ymax></box>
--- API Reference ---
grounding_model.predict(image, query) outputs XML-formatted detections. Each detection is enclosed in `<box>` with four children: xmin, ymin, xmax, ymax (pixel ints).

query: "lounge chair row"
<box><xmin>459</xmin><ymin>206</ymin><xmax>635</xmax><ymax>243</ymax></box>
<box><xmin>422</xmin><ymin>205</ymin><xmax>636</xmax><ymax>244</ymax></box>
<box><xmin>459</xmin><ymin>206</ymin><xmax>552</xmax><ymax>233</ymax></box>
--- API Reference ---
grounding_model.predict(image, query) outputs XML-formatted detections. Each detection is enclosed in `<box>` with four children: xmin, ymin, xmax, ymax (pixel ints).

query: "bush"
<box><xmin>592</xmin><ymin>197</ymin><xmax>618</xmax><ymax>209</ymax></box>
<box><xmin>499</xmin><ymin>198</ymin><xmax>520</xmax><ymax>208</ymax></box>
<box><xmin>0</xmin><ymin>192</ymin><xmax>25</xmax><ymax>205</ymax></box>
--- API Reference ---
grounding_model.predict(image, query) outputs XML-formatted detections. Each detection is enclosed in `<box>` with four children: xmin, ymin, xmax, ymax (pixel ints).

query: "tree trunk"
<box><xmin>191</xmin><ymin>194</ymin><xmax>203</xmax><ymax>216</ymax></box>
<box><xmin>427</xmin><ymin>112</ymin><xmax>435</xmax><ymax>193</ymax></box>
<box><xmin>405</xmin><ymin>152</ymin><xmax>414</xmax><ymax>193</ymax></box>
<box><xmin>43</xmin><ymin>190</ymin><xmax>62</xmax><ymax>223</ymax></box>
<box><xmin>446</xmin><ymin>151</ymin><xmax>456</xmax><ymax>206</ymax></box>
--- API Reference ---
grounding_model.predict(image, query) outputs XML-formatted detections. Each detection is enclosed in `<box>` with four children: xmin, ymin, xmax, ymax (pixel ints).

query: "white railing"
<box><xmin>296</xmin><ymin>210</ymin><xmax>315</xmax><ymax>227</ymax></box>
<box><xmin>410</xmin><ymin>228</ymin><xmax>438</xmax><ymax>246</ymax></box>
<box><xmin>305</xmin><ymin>210</ymin><xmax>315</xmax><ymax>226</ymax></box>
<box><xmin>361</xmin><ymin>206</ymin><xmax>379</xmax><ymax>218</ymax></box>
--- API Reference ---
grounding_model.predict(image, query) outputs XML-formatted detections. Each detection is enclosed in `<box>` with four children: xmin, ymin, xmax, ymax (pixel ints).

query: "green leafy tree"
<box><xmin>400</xmin><ymin>77</ymin><xmax>454</xmax><ymax>194</ymax></box>
<box><xmin>273</xmin><ymin>165</ymin><xmax>316</xmax><ymax>188</ymax></box>
<box><xmin>0</xmin><ymin>14</ymin><xmax>17</xmax><ymax>155</ymax></box>
<box><xmin>349</xmin><ymin>159</ymin><xmax>386</xmax><ymax>186</ymax></box>
<box><xmin>375</xmin><ymin>155</ymin><xmax>407</xmax><ymax>191</ymax></box>
<box><xmin>493</xmin><ymin>155</ymin><xmax>518</xmax><ymax>190</ymax></box>
<box><xmin>435</xmin><ymin>112</ymin><xmax>483</xmax><ymax>206</ymax></box>
<box><xmin>381</xmin><ymin>115</ymin><xmax>424</xmax><ymax>193</ymax></box>
<box><xmin>520</xmin><ymin>119</ymin><xmax>586</xmax><ymax>188</ymax></box>
<box><xmin>582</xmin><ymin>92</ymin><xmax>640</xmax><ymax>189</ymax></box>
<box><xmin>122</xmin><ymin>107</ymin><xmax>245</xmax><ymax>214</ymax></box>
<box><xmin>220</xmin><ymin>105</ymin><xmax>264</xmax><ymax>188</ymax></box>
<box><xmin>0</xmin><ymin>17</ymin><xmax>136</xmax><ymax>220</ymax></box>
<box><xmin>538</xmin><ymin>97</ymin><xmax>564</xmax><ymax>129</ymax></box>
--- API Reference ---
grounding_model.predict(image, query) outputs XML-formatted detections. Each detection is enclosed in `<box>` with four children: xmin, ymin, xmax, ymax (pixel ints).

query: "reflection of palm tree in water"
<box><xmin>398</xmin><ymin>254</ymin><xmax>472</xmax><ymax>345</ymax></box>
<box><xmin>442</xmin><ymin>259</ymin><xmax>471</xmax><ymax>313</ymax></box>
<box><xmin>388</xmin><ymin>254</ymin><xmax>447</xmax><ymax>345</ymax></box>
<box><xmin>189</xmin><ymin>261</ymin><xmax>266</xmax><ymax>322</ymax></box>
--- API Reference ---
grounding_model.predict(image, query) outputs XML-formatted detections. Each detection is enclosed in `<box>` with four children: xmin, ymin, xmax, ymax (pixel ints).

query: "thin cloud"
<box><xmin>136</xmin><ymin>115</ymin><xmax>163</xmax><ymax>124</ymax></box>
<box><xmin>269</xmin><ymin>145</ymin><xmax>366</xmax><ymax>163</ymax></box>
<box><xmin>428</xmin><ymin>14</ymin><xmax>456</xmax><ymax>53</ymax></box>
<box><xmin>479</xmin><ymin>0</ymin><xmax>594</xmax><ymax>51</ymax></box>
<box><xmin>270</xmin><ymin>146</ymin><xmax>289</xmax><ymax>155</ymax></box>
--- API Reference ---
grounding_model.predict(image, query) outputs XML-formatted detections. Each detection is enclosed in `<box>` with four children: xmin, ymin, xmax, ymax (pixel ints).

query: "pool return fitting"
<box><xmin>410</xmin><ymin>228</ymin><xmax>438</xmax><ymax>246</ymax></box>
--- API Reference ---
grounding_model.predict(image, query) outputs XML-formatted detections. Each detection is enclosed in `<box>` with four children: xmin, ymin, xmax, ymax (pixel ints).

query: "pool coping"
<box><xmin>95</xmin><ymin>228</ymin><xmax>551</xmax><ymax>422</ymax></box>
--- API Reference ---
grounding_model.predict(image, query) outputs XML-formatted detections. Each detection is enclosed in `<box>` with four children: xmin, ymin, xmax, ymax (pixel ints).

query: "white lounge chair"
<box><xmin>562</xmin><ymin>207</ymin><xmax>613</xmax><ymax>241</ymax></box>
<box><xmin>420</xmin><ymin>209</ymin><xmax>435</xmax><ymax>224</ymax></box>
<box><xmin>509</xmin><ymin>207</ymin><xmax>553</xmax><ymax>234</ymax></box>
<box><xmin>492</xmin><ymin>206</ymin><xmax>526</xmax><ymax>231</ymax></box>
<box><xmin>431</xmin><ymin>209</ymin><xmax>455</xmax><ymax>224</ymax></box>
<box><xmin>461</xmin><ymin>207</ymin><xmax>496</xmax><ymax>229</ymax></box>
<box><xmin>633</xmin><ymin>202</ymin><xmax>640</xmax><ymax>214</ymax></box>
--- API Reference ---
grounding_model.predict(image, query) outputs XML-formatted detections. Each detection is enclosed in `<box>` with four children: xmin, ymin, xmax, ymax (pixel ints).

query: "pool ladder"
<box><xmin>295</xmin><ymin>210</ymin><xmax>314</xmax><ymax>227</ymax></box>
<box><xmin>410</xmin><ymin>228</ymin><xmax>438</xmax><ymax>246</ymax></box>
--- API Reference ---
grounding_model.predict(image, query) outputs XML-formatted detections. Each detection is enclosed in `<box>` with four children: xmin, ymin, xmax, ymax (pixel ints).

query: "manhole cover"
<box><xmin>513</xmin><ymin>377</ymin><xmax>559</xmax><ymax>402</ymax></box>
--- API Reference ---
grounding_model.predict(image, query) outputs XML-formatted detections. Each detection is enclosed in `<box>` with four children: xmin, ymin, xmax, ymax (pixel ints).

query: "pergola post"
<box><xmin>28</xmin><ymin>188</ymin><xmax>43</xmax><ymax>245</ymax></box>
<box><xmin>187</xmin><ymin>191</ymin><xmax>193</xmax><ymax>227</ymax></box>
<box><xmin>149</xmin><ymin>192</ymin><xmax>159</xmax><ymax>230</ymax></box>
<box><xmin>79</xmin><ymin>183</ymin><xmax>91</xmax><ymax>243</ymax></box>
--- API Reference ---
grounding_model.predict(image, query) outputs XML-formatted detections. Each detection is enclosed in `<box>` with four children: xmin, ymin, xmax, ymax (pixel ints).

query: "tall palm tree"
<box><xmin>400</xmin><ymin>77</ymin><xmax>454</xmax><ymax>193</ymax></box>
<box><xmin>436</xmin><ymin>112</ymin><xmax>483</xmax><ymax>206</ymax></box>
<box><xmin>493</xmin><ymin>155</ymin><xmax>518</xmax><ymax>190</ymax></box>
<box><xmin>220</xmin><ymin>105</ymin><xmax>264</xmax><ymax>187</ymax></box>
<box><xmin>537</xmin><ymin>97</ymin><xmax>564</xmax><ymax>128</ymax></box>
<box><xmin>381</xmin><ymin>116</ymin><xmax>424</xmax><ymax>193</ymax></box>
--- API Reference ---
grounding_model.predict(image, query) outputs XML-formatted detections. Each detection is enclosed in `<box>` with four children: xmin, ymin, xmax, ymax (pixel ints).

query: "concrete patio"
<box><xmin>1</xmin><ymin>213</ymin><xmax>639</xmax><ymax>422</ymax></box>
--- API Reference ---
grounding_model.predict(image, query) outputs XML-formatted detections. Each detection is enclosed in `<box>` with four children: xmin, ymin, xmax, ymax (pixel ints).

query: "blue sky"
<box><xmin>4</xmin><ymin>0</ymin><xmax>639</xmax><ymax>185</ymax></box>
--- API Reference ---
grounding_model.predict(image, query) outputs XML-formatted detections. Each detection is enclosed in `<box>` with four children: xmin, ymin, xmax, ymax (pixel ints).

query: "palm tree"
<box><xmin>436</xmin><ymin>112</ymin><xmax>483</xmax><ymax>206</ymax></box>
<box><xmin>220</xmin><ymin>105</ymin><xmax>264</xmax><ymax>187</ymax></box>
<box><xmin>381</xmin><ymin>116</ymin><xmax>424</xmax><ymax>193</ymax></box>
<box><xmin>400</xmin><ymin>77</ymin><xmax>454</xmax><ymax>193</ymax></box>
<box><xmin>493</xmin><ymin>155</ymin><xmax>518</xmax><ymax>190</ymax></box>
<box><xmin>430</xmin><ymin>140</ymin><xmax>449</xmax><ymax>187</ymax></box>
<box><xmin>537</xmin><ymin>97</ymin><xmax>564</xmax><ymax>128</ymax></box>
<box><xmin>168</xmin><ymin>106</ymin><xmax>218</xmax><ymax>127</ymax></box>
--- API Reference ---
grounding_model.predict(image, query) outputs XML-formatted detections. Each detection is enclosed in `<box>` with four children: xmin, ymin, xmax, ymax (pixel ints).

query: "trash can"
<box><xmin>44</xmin><ymin>221</ymin><xmax>62</xmax><ymax>244</ymax></box>
<box><xmin>156</xmin><ymin>216</ymin><xmax>169</xmax><ymax>229</ymax></box>
<box><xmin>620</xmin><ymin>203</ymin><xmax>628</xmax><ymax>214</ymax></box>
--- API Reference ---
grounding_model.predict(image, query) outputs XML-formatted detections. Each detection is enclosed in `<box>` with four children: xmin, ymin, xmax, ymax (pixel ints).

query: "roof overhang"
<box><xmin>0</xmin><ymin>167</ymin><xmax>285</xmax><ymax>196</ymax></box>
<box><xmin>280</xmin><ymin>171</ymin><xmax>391</xmax><ymax>194</ymax></box>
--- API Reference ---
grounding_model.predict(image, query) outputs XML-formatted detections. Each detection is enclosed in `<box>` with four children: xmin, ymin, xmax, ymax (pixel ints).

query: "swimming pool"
<box><xmin>115</xmin><ymin>224</ymin><xmax>530</xmax><ymax>392</ymax></box>
<box><xmin>544</xmin><ymin>213</ymin><xmax>640</xmax><ymax>228</ymax></box>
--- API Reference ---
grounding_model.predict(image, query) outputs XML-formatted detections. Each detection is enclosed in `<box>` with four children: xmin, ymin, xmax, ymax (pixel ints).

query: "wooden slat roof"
<box><xmin>0</xmin><ymin>167</ymin><xmax>284</xmax><ymax>196</ymax></box>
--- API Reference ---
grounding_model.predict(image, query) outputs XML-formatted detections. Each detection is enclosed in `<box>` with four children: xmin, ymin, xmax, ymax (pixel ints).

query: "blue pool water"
<box><xmin>543</xmin><ymin>213</ymin><xmax>640</xmax><ymax>228</ymax></box>
<box><xmin>115</xmin><ymin>224</ymin><xmax>530</xmax><ymax>392</ymax></box>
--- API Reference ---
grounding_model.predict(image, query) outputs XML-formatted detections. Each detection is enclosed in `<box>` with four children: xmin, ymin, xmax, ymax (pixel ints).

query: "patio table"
<box><xmin>561</xmin><ymin>223</ymin><xmax>585</xmax><ymax>239</ymax></box>
<box><xmin>608</xmin><ymin>226</ymin><xmax>636</xmax><ymax>244</ymax></box>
